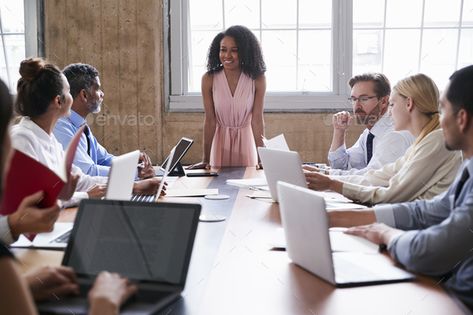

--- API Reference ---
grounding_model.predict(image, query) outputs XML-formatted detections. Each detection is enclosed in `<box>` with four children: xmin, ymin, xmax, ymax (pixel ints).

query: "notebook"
<box><xmin>277</xmin><ymin>181</ymin><xmax>415</xmax><ymax>287</ymax></box>
<box><xmin>258</xmin><ymin>147</ymin><xmax>307</xmax><ymax>202</ymax></box>
<box><xmin>37</xmin><ymin>199</ymin><xmax>201</xmax><ymax>314</ymax></box>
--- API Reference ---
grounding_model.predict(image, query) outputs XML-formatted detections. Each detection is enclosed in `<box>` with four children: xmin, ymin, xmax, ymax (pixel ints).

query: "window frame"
<box><xmin>0</xmin><ymin>0</ymin><xmax>42</xmax><ymax>92</ymax></box>
<box><xmin>164</xmin><ymin>0</ymin><xmax>353</xmax><ymax>112</ymax></box>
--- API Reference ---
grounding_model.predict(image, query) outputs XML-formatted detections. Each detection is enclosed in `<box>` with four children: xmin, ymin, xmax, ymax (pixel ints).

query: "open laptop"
<box><xmin>155</xmin><ymin>137</ymin><xmax>193</xmax><ymax>176</ymax></box>
<box><xmin>258</xmin><ymin>147</ymin><xmax>307</xmax><ymax>202</ymax></box>
<box><xmin>37</xmin><ymin>199</ymin><xmax>201</xmax><ymax>314</ymax></box>
<box><xmin>277</xmin><ymin>181</ymin><xmax>415</xmax><ymax>287</ymax></box>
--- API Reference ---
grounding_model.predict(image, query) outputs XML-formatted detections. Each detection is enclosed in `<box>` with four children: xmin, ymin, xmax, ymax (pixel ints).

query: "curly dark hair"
<box><xmin>63</xmin><ymin>63</ymin><xmax>99</xmax><ymax>99</ymax></box>
<box><xmin>207</xmin><ymin>25</ymin><xmax>266</xmax><ymax>80</ymax></box>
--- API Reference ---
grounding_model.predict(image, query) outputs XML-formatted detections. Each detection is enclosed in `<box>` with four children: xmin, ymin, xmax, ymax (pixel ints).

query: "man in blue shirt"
<box><xmin>54</xmin><ymin>63</ymin><xmax>154</xmax><ymax>178</ymax></box>
<box><xmin>329</xmin><ymin>65</ymin><xmax>473</xmax><ymax>312</ymax></box>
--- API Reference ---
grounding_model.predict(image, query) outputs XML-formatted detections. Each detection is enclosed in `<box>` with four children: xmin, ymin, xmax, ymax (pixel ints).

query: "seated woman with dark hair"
<box><xmin>0</xmin><ymin>78</ymin><xmax>136</xmax><ymax>314</ymax></box>
<box><xmin>10</xmin><ymin>58</ymin><xmax>160</xmax><ymax>210</ymax></box>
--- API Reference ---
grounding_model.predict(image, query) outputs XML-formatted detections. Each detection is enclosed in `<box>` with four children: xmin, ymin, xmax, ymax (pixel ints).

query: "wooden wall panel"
<box><xmin>44</xmin><ymin>1</ymin><xmax>362</xmax><ymax>165</ymax></box>
<box><xmin>100</xmin><ymin>0</ymin><xmax>120</xmax><ymax>153</ymax></box>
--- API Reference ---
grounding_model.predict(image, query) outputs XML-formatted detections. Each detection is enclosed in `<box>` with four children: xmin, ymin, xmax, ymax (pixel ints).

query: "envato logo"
<box><xmin>320</xmin><ymin>112</ymin><xmax>394</xmax><ymax>128</ymax></box>
<box><xmin>86</xmin><ymin>104</ymin><xmax>158</xmax><ymax>127</ymax></box>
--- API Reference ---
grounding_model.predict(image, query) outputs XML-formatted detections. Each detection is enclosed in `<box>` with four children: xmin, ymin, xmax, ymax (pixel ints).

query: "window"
<box><xmin>165</xmin><ymin>0</ymin><xmax>473</xmax><ymax>111</ymax></box>
<box><xmin>353</xmin><ymin>0</ymin><xmax>473</xmax><ymax>91</ymax></box>
<box><xmin>0</xmin><ymin>0</ymin><xmax>41</xmax><ymax>93</ymax></box>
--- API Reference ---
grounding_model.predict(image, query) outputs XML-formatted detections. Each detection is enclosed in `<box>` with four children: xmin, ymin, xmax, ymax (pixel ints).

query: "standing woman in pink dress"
<box><xmin>189</xmin><ymin>25</ymin><xmax>266</xmax><ymax>168</ymax></box>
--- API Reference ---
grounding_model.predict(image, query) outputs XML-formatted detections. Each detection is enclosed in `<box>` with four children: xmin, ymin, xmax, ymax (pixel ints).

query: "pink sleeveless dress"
<box><xmin>210</xmin><ymin>70</ymin><xmax>258</xmax><ymax>167</ymax></box>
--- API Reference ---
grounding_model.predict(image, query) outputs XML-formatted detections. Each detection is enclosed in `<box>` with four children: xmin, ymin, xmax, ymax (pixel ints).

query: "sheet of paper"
<box><xmin>165</xmin><ymin>188</ymin><xmax>218</xmax><ymax>197</ymax></box>
<box><xmin>329</xmin><ymin>228</ymin><xmax>378</xmax><ymax>253</ymax></box>
<box><xmin>263</xmin><ymin>134</ymin><xmax>290</xmax><ymax>151</ymax></box>
<box><xmin>226</xmin><ymin>177</ymin><xmax>267</xmax><ymax>188</ymax></box>
<box><xmin>326</xmin><ymin>201</ymin><xmax>367</xmax><ymax>210</ymax></box>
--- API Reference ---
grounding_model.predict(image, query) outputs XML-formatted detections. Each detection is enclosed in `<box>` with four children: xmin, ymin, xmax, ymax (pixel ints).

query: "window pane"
<box><xmin>0</xmin><ymin>36</ymin><xmax>7</xmax><ymax>87</ymax></box>
<box><xmin>353</xmin><ymin>0</ymin><xmax>385</xmax><ymax>28</ymax></box>
<box><xmin>462</xmin><ymin>0</ymin><xmax>473</xmax><ymax>27</ymax></box>
<box><xmin>458</xmin><ymin>29</ymin><xmax>473</xmax><ymax>69</ymax></box>
<box><xmin>224</xmin><ymin>0</ymin><xmax>259</xmax><ymax>29</ymax></box>
<box><xmin>299</xmin><ymin>0</ymin><xmax>332</xmax><ymax>29</ymax></box>
<box><xmin>188</xmin><ymin>30</ymin><xmax>219</xmax><ymax>93</ymax></box>
<box><xmin>262</xmin><ymin>30</ymin><xmax>296</xmax><ymax>91</ymax></box>
<box><xmin>3</xmin><ymin>35</ymin><xmax>25</xmax><ymax>92</ymax></box>
<box><xmin>420</xmin><ymin>29</ymin><xmax>458</xmax><ymax>89</ymax></box>
<box><xmin>423</xmin><ymin>0</ymin><xmax>461</xmax><ymax>27</ymax></box>
<box><xmin>0</xmin><ymin>1</ymin><xmax>24</xmax><ymax>33</ymax></box>
<box><xmin>189</xmin><ymin>0</ymin><xmax>223</xmax><ymax>31</ymax></box>
<box><xmin>383</xmin><ymin>30</ymin><xmax>420</xmax><ymax>85</ymax></box>
<box><xmin>261</xmin><ymin>0</ymin><xmax>297</xmax><ymax>29</ymax></box>
<box><xmin>385</xmin><ymin>0</ymin><xmax>423</xmax><ymax>28</ymax></box>
<box><xmin>298</xmin><ymin>30</ymin><xmax>331</xmax><ymax>91</ymax></box>
<box><xmin>353</xmin><ymin>30</ymin><xmax>383</xmax><ymax>75</ymax></box>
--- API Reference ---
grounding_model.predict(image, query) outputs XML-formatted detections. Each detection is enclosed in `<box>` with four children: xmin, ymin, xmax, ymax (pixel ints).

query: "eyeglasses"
<box><xmin>348</xmin><ymin>95</ymin><xmax>378</xmax><ymax>104</ymax></box>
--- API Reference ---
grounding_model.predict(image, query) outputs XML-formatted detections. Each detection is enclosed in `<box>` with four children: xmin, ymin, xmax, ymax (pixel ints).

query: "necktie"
<box><xmin>366</xmin><ymin>132</ymin><xmax>375</xmax><ymax>164</ymax></box>
<box><xmin>454</xmin><ymin>167</ymin><xmax>470</xmax><ymax>204</ymax></box>
<box><xmin>83</xmin><ymin>125</ymin><xmax>92</xmax><ymax>157</ymax></box>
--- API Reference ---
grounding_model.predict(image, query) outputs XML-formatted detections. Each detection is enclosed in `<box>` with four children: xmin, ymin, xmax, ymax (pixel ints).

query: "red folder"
<box><xmin>0</xmin><ymin>126</ymin><xmax>85</xmax><ymax>238</ymax></box>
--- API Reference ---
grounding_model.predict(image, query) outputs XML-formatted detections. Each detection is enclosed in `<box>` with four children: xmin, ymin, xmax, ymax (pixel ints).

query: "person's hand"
<box><xmin>332</xmin><ymin>111</ymin><xmax>352</xmax><ymax>132</ymax></box>
<box><xmin>88</xmin><ymin>272</ymin><xmax>137</xmax><ymax>315</ymax></box>
<box><xmin>133</xmin><ymin>177</ymin><xmax>167</xmax><ymax>195</ymax></box>
<box><xmin>87</xmin><ymin>184</ymin><xmax>107</xmax><ymax>199</ymax></box>
<box><xmin>187</xmin><ymin>161</ymin><xmax>210</xmax><ymax>170</ymax></box>
<box><xmin>345</xmin><ymin>223</ymin><xmax>404</xmax><ymax>245</ymax></box>
<box><xmin>25</xmin><ymin>266</ymin><xmax>79</xmax><ymax>301</ymax></box>
<box><xmin>138</xmin><ymin>152</ymin><xmax>155</xmax><ymax>179</ymax></box>
<box><xmin>304</xmin><ymin>171</ymin><xmax>339</xmax><ymax>191</ymax></box>
<box><xmin>8</xmin><ymin>191</ymin><xmax>61</xmax><ymax>239</ymax></box>
<box><xmin>58</xmin><ymin>173</ymin><xmax>79</xmax><ymax>200</ymax></box>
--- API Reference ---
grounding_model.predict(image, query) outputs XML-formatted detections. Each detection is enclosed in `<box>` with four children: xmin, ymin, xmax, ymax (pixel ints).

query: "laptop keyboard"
<box><xmin>131</xmin><ymin>194</ymin><xmax>156</xmax><ymax>202</ymax></box>
<box><xmin>50</xmin><ymin>230</ymin><xmax>72</xmax><ymax>244</ymax></box>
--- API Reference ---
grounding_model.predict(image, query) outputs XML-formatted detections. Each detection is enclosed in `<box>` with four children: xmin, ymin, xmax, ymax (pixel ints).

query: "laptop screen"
<box><xmin>63</xmin><ymin>200</ymin><xmax>201</xmax><ymax>285</ymax></box>
<box><xmin>160</xmin><ymin>137</ymin><xmax>193</xmax><ymax>171</ymax></box>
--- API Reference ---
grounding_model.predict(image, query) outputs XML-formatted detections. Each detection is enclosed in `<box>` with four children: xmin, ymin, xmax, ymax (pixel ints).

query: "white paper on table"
<box><xmin>165</xmin><ymin>188</ymin><xmax>218</xmax><ymax>197</ymax></box>
<box><xmin>263</xmin><ymin>134</ymin><xmax>290</xmax><ymax>151</ymax></box>
<box><xmin>226</xmin><ymin>177</ymin><xmax>267</xmax><ymax>188</ymax></box>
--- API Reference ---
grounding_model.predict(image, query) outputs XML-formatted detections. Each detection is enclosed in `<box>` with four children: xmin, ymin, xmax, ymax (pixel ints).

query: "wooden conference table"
<box><xmin>12</xmin><ymin>167</ymin><xmax>465</xmax><ymax>315</ymax></box>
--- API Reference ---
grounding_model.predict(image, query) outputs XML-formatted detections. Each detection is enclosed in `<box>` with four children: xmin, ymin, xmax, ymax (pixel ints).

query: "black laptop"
<box><xmin>37</xmin><ymin>199</ymin><xmax>201</xmax><ymax>314</ymax></box>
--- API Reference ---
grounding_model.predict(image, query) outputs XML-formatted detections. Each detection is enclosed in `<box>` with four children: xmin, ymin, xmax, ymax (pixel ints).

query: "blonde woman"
<box><xmin>305</xmin><ymin>73</ymin><xmax>462</xmax><ymax>204</ymax></box>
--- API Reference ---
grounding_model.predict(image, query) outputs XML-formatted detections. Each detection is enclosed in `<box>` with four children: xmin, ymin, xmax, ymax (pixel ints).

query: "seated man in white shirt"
<box><xmin>328</xmin><ymin>73</ymin><xmax>415</xmax><ymax>175</ymax></box>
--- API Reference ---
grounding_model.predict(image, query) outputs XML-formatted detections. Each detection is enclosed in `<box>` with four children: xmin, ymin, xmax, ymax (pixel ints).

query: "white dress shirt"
<box><xmin>10</xmin><ymin>117</ymin><xmax>107</xmax><ymax>206</ymax></box>
<box><xmin>328</xmin><ymin>113</ymin><xmax>415</xmax><ymax>175</ymax></box>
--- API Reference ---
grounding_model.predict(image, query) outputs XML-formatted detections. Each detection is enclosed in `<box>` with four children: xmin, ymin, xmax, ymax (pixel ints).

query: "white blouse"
<box><xmin>10</xmin><ymin>117</ymin><xmax>107</xmax><ymax>205</ymax></box>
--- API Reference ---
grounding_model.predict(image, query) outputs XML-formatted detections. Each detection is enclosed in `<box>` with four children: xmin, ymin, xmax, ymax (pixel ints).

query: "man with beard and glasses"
<box><xmin>54</xmin><ymin>63</ymin><xmax>155</xmax><ymax>178</ymax></box>
<box><xmin>326</xmin><ymin>73</ymin><xmax>415</xmax><ymax>175</ymax></box>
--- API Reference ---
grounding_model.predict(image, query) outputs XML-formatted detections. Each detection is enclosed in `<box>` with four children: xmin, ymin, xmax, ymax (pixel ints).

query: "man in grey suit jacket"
<box><xmin>329</xmin><ymin>65</ymin><xmax>473</xmax><ymax>312</ymax></box>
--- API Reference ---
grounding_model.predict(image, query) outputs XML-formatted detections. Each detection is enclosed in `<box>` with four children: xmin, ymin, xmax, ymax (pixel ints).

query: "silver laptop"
<box><xmin>277</xmin><ymin>181</ymin><xmax>415</xmax><ymax>287</ymax></box>
<box><xmin>258</xmin><ymin>147</ymin><xmax>307</xmax><ymax>202</ymax></box>
<box><xmin>106</xmin><ymin>150</ymin><xmax>141</xmax><ymax>200</ymax></box>
<box><xmin>37</xmin><ymin>199</ymin><xmax>201</xmax><ymax>314</ymax></box>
